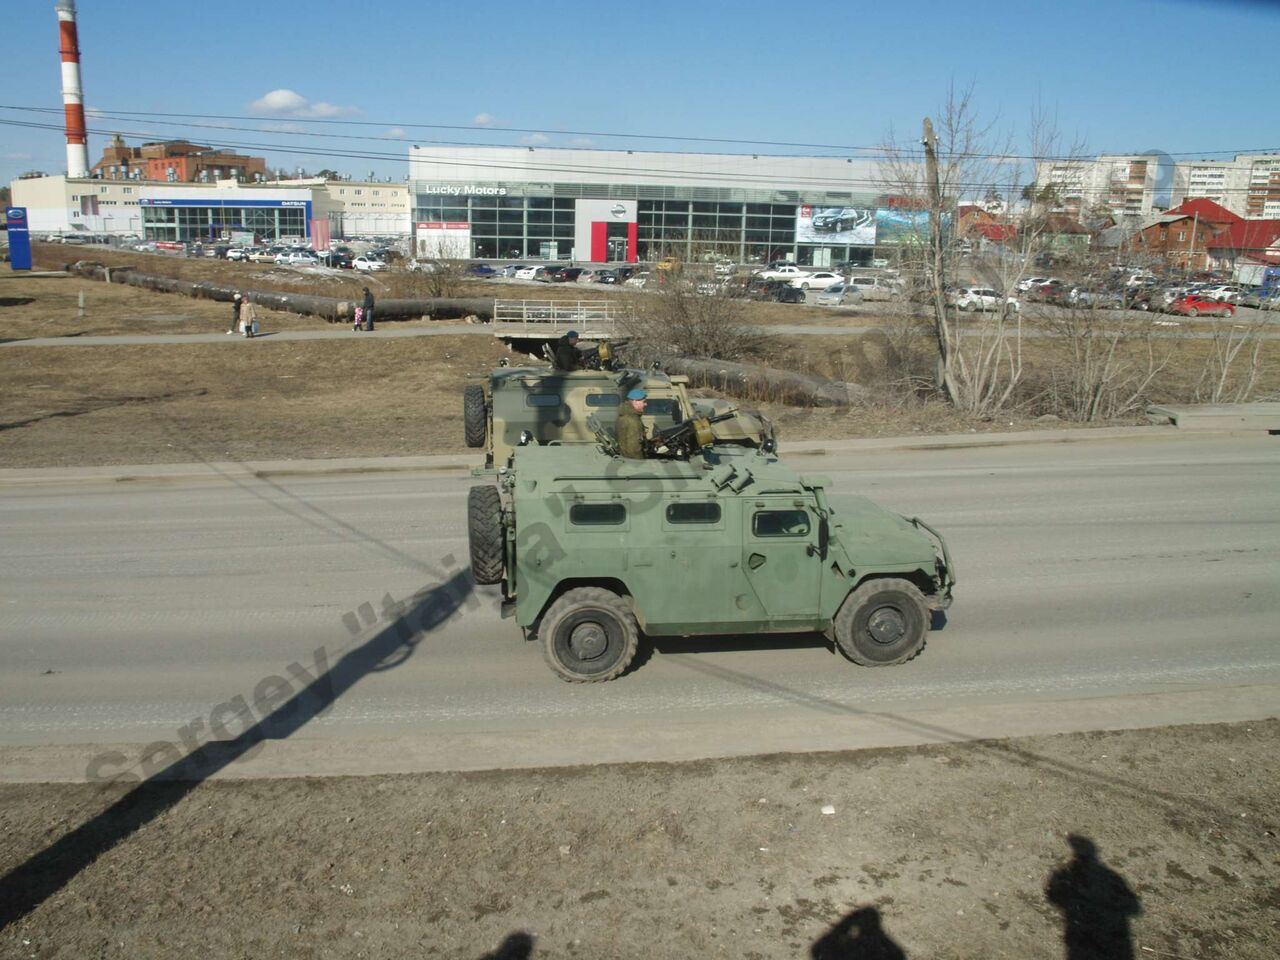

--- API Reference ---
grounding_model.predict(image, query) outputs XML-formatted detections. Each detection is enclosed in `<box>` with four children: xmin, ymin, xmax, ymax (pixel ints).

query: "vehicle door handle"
<box><xmin>748</xmin><ymin>553</ymin><xmax>766</xmax><ymax>570</ymax></box>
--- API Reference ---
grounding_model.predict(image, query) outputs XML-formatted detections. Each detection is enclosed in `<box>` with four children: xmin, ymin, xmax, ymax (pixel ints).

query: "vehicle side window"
<box><xmin>752</xmin><ymin>509</ymin><xmax>810</xmax><ymax>538</ymax></box>
<box><xmin>585</xmin><ymin>394</ymin><xmax>620</xmax><ymax>407</ymax></box>
<box><xmin>525</xmin><ymin>393</ymin><xmax>562</xmax><ymax>407</ymax></box>
<box><xmin>666</xmin><ymin>502</ymin><xmax>722</xmax><ymax>524</ymax></box>
<box><xmin>570</xmin><ymin>503</ymin><xmax>626</xmax><ymax>525</ymax></box>
<box><xmin>644</xmin><ymin>398</ymin><xmax>681</xmax><ymax>423</ymax></box>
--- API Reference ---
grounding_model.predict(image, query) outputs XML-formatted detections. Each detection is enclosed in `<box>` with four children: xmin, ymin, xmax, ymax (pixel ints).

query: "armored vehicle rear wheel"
<box><xmin>834</xmin><ymin>578</ymin><xmax>928</xmax><ymax>666</ymax></box>
<box><xmin>463</xmin><ymin>384</ymin><xmax>487</xmax><ymax>448</ymax></box>
<box><xmin>467</xmin><ymin>485</ymin><xmax>504</xmax><ymax>585</ymax></box>
<box><xmin>539</xmin><ymin>587</ymin><xmax>638</xmax><ymax>683</ymax></box>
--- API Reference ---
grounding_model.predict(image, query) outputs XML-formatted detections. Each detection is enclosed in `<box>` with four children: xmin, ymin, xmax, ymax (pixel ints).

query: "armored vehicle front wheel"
<box><xmin>539</xmin><ymin>587</ymin><xmax>639</xmax><ymax>683</ymax></box>
<box><xmin>467</xmin><ymin>485</ymin><xmax>504</xmax><ymax>585</ymax></box>
<box><xmin>834</xmin><ymin>578</ymin><xmax>928</xmax><ymax>666</ymax></box>
<box><xmin>463</xmin><ymin>384</ymin><xmax>487</xmax><ymax>448</ymax></box>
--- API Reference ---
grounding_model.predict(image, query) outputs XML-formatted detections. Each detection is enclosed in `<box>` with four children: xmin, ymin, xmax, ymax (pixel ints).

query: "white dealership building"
<box><xmin>408</xmin><ymin>146</ymin><xmax>916</xmax><ymax>265</ymax></box>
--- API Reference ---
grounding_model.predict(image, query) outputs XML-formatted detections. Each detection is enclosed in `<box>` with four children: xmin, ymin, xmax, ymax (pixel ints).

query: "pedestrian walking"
<box><xmin>362</xmin><ymin>287</ymin><xmax>375</xmax><ymax>331</ymax></box>
<box><xmin>352</xmin><ymin>305</ymin><xmax>364</xmax><ymax>332</ymax></box>
<box><xmin>240</xmin><ymin>298</ymin><xmax>259</xmax><ymax>338</ymax></box>
<box><xmin>228</xmin><ymin>292</ymin><xmax>242</xmax><ymax>334</ymax></box>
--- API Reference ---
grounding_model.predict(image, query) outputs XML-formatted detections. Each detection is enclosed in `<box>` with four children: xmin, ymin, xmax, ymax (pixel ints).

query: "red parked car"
<box><xmin>1167</xmin><ymin>295</ymin><xmax>1236</xmax><ymax>318</ymax></box>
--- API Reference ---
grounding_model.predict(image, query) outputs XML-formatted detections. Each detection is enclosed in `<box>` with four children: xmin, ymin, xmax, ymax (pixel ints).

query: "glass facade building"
<box><xmin>409</xmin><ymin>147</ymin><xmax>893</xmax><ymax>266</ymax></box>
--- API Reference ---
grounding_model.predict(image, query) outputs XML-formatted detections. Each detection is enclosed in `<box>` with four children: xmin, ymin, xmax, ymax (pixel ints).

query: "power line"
<box><xmin>2</xmin><ymin>115</ymin><xmax>1277</xmax><ymax>198</ymax></box>
<box><xmin>1</xmin><ymin>103</ymin><xmax>1276</xmax><ymax>164</ymax></box>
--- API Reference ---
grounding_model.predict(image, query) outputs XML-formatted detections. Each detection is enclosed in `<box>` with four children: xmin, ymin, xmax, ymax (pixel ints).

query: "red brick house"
<box><xmin>1130</xmin><ymin>198</ymin><xmax>1241</xmax><ymax>270</ymax></box>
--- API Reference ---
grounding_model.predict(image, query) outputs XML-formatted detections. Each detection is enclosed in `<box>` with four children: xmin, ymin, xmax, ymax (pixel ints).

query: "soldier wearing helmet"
<box><xmin>553</xmin><ymin>330</ymin><xmax>584</xmax><ymax>370</ymax></box>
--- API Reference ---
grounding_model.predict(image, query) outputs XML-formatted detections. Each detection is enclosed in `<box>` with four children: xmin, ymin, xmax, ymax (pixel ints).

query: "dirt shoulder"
<box><xmin>1</xmin><ymin>720</ymin><xmax>1275</xmax><ymax>959</ymax></box>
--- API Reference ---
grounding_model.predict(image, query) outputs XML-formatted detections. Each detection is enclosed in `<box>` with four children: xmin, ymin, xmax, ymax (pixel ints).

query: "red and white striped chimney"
<box><xmin>56</xmin><ymin>0</ymin><xmax>90</xmax><ymax>178</ymax></box>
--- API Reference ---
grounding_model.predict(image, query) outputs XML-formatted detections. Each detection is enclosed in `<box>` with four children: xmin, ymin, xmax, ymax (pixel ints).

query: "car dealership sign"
<box><xmin>420</xmin><ymin>184</ymin><xmax>509</xmax><ymax>197</ymax></box>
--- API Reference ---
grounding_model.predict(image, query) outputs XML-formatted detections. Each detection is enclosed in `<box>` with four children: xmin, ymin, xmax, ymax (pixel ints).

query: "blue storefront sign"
<box><xmin>6</xmin><ymin>207</ymin><xmax>32</xmax><ymax>271</ymax></box>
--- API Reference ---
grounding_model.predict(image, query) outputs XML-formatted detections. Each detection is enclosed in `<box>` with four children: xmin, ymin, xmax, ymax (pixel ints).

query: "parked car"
<box><xmin>551</xmin><ymin>267</ymin><xmax>584</xmax><ymax>282</ymax></box>
<box><xmin>1167</xmin><ymin>295</ymin><xmax>1236</xmax><ymax>318</ymax></box>
<box><xmin>756</xmin><ymin>264</ymin><xmax>812</xmax><ymax>282</ymax></box>
<box><xmin>1240</xmin><ymin>287</ymin><xmax>1280</xmax><ymax>310</ymax></box>
<box><xmin>847</xmin><ymin>276</ymin><xmax>897</xmax><ymax>301</ymax></box>
<box><xmin>500</xmin><ymin>263</ymin><xmax>526</xmax><ymax>277</ymax></box>
<box><xmin>1067</xmin><ymin>287</ymin><xmax>1124</xmax><ymax>309</ymax></box>
<box><xmin>320</xmin><ymin>251</ymin><xmax>353</xmax><ymax>268</ymax></box>
<box><xmin>467</xmin><ymin>263</ymin><xmax>499</xmax><ymax>277</ymax></box>
<box><xmin>275</xmin><ymin>251</ymin><xmax>320</xmax><ymax>266</ymax></box>
<box><xmin>514</xmin><ymin>265</ymin><xmax>541</xmax><ymax>280</ymax></box>
<box><xmin>225</xmin><ymin>248</ymin><xmax>250</xmax><ymax>262</ymax></box>
<box><xmin>1198</xmin><ymin>284</ymin><xmax>1245</xmax><ymax>303</ymax></box>
<box><xmin>623</xmin><ymin>271</ymin><xmax>652</xmax><ymax>289</ymax></box>
<box><xmin>815</xmin><ymin>282</ymin><xmax>864</xmax><ymax>308</ymax></box>
<box><xmin>352</xmin><ymin>255</ymin><xmax>387</xmax><ymax>272</ymax></box>
<box><xmin>713</xmin><ymin>259</ymin><xmax>736</xmax><ymax>277</ymax></box>
<box><xmin>1026</xmin><ymin>280</ymin><xmax>1067</xmax><ymax>303</ymax></box>
<box><xmin>793</xmin><ymin>271</ymin><xmax>844</xmax><ymax>291</ymax></box>
<box><xmin>593</xmin><ymin>269</ymin><xmax>620</xmax><ymax>284</ymax></box>
<box><xmin>1016</xmin><ymin>276</ymin><xmax>1060</xmax><ymax>292</ymax></box>
<box><xmin>245</xmin><ymin>248</ymin><xmax>273</xmax><ymax>263</ymax></box>
<box><xmin>744</xmin><ymin>278</ymin><xmax>805</xmax><ymax>303</ymax></box>
<box><xmin>950</xmin><ymin>287</ymin><xmax>1020</xmax><ymax>312</ymax></box>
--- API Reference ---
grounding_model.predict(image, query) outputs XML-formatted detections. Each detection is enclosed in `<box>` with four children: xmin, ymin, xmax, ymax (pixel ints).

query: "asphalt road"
<box><xmin>2</xmin><ymin>433</ymin><xmax>1278</xmax><ymax>781</ymax></box>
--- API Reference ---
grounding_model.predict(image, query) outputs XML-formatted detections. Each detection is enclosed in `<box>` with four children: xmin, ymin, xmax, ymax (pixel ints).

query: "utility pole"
<box><xmin>922</xmin><ymin>117</ymin><xmax>953</xmax><ymax>402</ymax></box>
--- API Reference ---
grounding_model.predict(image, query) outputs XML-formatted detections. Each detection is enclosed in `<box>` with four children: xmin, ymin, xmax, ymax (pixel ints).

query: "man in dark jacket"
<box><xmin>553</xmin><ymin>330</ymin><xmax>584</xmax><ymax>370</ymax></box>
<box><xmin>228</xmin><ymin>292</ymin><xmax>242</xmax><ymax>335</ymax></box>
<box><xmin>361</xmin><ymin>287</ymin><xmax>375</xmax><ymax>331</ymax></box>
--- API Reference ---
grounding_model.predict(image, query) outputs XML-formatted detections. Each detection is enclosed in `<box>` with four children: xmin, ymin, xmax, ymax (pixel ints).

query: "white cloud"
<box><xmin>383</xmin><ymin>127</ymin><xmax>407</xmax><ymax>139</ymax></box>
<box><xmin>519</xmin><ymin>133</ymin><xmax>549</xmax><ymax>146</ymax></box>
<box><xmin>473</xmin><ymin>112</ymin><xmax>499</xmax><ymax>127</ymax></box>
<box><xmin>248</xmin><ymin>88</ymin><xmax>360</xmax><ymax>119</ymax></box>
<box><xmin>569</xmin><ymin>136</ymin><xmax>594</xmax><ymax>147</ymax></box>
<box><xmin>258</xmin><ymin>121</ymin><xmax>306</xmax><ymax>134</ymax></box>
<box><xmin>84</xmin><ymin>105</ymin><xmax>106</xmax><ymax>120</ymax></box>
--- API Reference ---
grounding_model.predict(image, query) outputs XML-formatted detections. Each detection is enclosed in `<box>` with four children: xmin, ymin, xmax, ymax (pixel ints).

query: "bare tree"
<box><xmin>405</xmin><ymin>233</ymin><xmax>469</xmax><ymax>299</ymax></box>
<box><xmin>1193</xmin><ymin>313</ymin><xmax>1267</xmax><ymax>403</ymax></box>
<box><xmin>621</xmin><ymin>274</ymin><xmax>771</xmax><ymax>362</ymax></box>
<box><xmin>880</xmin><ymin>85</ymin><xmax>1085</xmax><ymax>416</ymax></box>
<box><xmin>1039</xmin><ymin>299</ymin><xmax>1172</xmax><ymax>421</ymax></box>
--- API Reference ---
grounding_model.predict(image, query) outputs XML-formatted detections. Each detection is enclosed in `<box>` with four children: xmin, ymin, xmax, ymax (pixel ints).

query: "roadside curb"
<box><xmin>0</xmin><ymin>423</ymin><xmax>1240</xmax><ymax>487</ymax></box>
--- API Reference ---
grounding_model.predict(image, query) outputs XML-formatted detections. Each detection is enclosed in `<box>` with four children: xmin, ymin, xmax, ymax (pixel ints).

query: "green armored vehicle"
<box><xmin>467</xmin><ymin>442</ymin><xmax>955</xmax><ymax>682</ymax></box>
<box><xmin>463</xmin><ymin>359</ymin><xmax>775</xmax><ymax>472</ymax></box>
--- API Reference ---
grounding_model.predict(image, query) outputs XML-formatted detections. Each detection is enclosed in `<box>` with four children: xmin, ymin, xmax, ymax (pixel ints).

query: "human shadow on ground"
<box><xmin>1045</xmin><ymin>834</ymin><xmax>1141</xmax><ymax>960</ymax></box>
<box><xmin>0</xmin><ymin>569</ymin><xmax>474</xmax><ymax>931</ymax></box>
<box><xmin>479</xmin><ymin>932</ymin><xmax>535</xmax><ymax>959</ymax></box>
<box><xmin>0</xmin><ymin>388</ymin><xmax>209</xmax><ymax>432</ymax></box>
<box><xmin>811</xmin><ymin>906</ymin><xmax>908</xmax><ymax>960</ymax></box>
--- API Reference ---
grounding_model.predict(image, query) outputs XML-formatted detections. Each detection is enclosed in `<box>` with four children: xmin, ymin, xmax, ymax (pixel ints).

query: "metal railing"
<box><xmin>490</xmin><ymin>299</ymin><xmax>629</xmax><ymax>337</ymax></box>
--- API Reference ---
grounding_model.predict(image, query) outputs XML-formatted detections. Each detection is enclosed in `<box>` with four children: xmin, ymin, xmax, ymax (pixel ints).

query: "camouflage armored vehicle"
<box><xmin>466</xmin><ymin>441</ymin><xmax>955</xmax><ymax>682</ymax></box>
<box><xmin>463</xmin><ymin>361</ymin><xmax>775</xmax><ymax>473</ymax></box>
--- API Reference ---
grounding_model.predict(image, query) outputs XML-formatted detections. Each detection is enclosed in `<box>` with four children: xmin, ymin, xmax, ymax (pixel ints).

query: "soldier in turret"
<box><xmin>553</xmin><ymin>330</ymin><xmax>584</xmax><ymax>370</ymax></box>
<box><xmin>615</xmin><ymin>387</ymin><xmax>648</xmax><ymax>459</ymax></box>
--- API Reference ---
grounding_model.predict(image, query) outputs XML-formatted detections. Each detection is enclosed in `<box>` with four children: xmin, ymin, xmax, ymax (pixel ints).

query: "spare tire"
<box><xmin>468</xmin><ymin>485</ymin><xmax>504</xmax><ymax>585</ymax></box>
<box><xmin>463</xmin><ymin>384</ymin><xmax>487</xmax><ymax>448</ymax></box>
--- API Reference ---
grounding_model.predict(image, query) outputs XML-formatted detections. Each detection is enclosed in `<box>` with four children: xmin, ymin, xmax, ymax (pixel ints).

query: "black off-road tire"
<box><xmin>467</xmin><ymin>485</ymin><xmax>504</xmax><ymax>585</ymax></box>
<box><xmin>539</xmin><ymin>587</ymin><xmax>639</xmax><ymax>683</ymax></box>
<box><xmin>463</xmin><ymin>384</ymin><xmax>487</xmax><ymax>448</ymax></box>
<box><xmin>833</xmin><ymin>578</ymin><xmax>929</xmax><ymax>667</ymax></box>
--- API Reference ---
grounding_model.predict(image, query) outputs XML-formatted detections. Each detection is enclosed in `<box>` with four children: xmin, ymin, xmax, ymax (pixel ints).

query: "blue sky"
<box><xmin>2</xmin><ymin>0</ymin><xmax>1277</xmax><ymax>187</ymax></box>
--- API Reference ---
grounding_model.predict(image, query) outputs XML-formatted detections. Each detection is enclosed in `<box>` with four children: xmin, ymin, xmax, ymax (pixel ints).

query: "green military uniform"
<box><xmin>615</xmin><ymin>401</ymin><xmax>646</xmax><ymax>459</ymax></box>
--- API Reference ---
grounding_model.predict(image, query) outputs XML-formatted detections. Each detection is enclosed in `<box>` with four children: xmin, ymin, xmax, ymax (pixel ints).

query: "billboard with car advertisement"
<box><xmin>796</xmin><ymin>205</ymin><xmax>876</xmax><ymax>245</ymax></box>
<box><xmin>874</xmin><ymin>208</ymin><xmax>951</xmax><ymax>245</ymax></box>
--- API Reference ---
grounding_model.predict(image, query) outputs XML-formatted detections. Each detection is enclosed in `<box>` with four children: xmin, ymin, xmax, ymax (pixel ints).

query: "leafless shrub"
<box><xmin>620</xmin><ymin>279</ymin><xmax>773</xmax><ymax>363</ymax></box>
<box><xmin>1193</xmin><ymin>315</ymin><xmax>1267</xmax><ymax>403</ymax></box>
<box><xmin>1039</xmin><ymin>305</ymin><xmax>1172</xmax><ymax>421</ymax></box>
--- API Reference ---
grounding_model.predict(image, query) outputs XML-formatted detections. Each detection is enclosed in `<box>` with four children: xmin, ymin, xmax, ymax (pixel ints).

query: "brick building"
<box><xmin>92</xmin><ymin>135</ymin><xmax>268</xmax><ymax>183</ymax></box>
<box><xmin>1130</xmin><ymin>199</ymin><xmax>1240</xmax><ymax>270</ymax></box>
